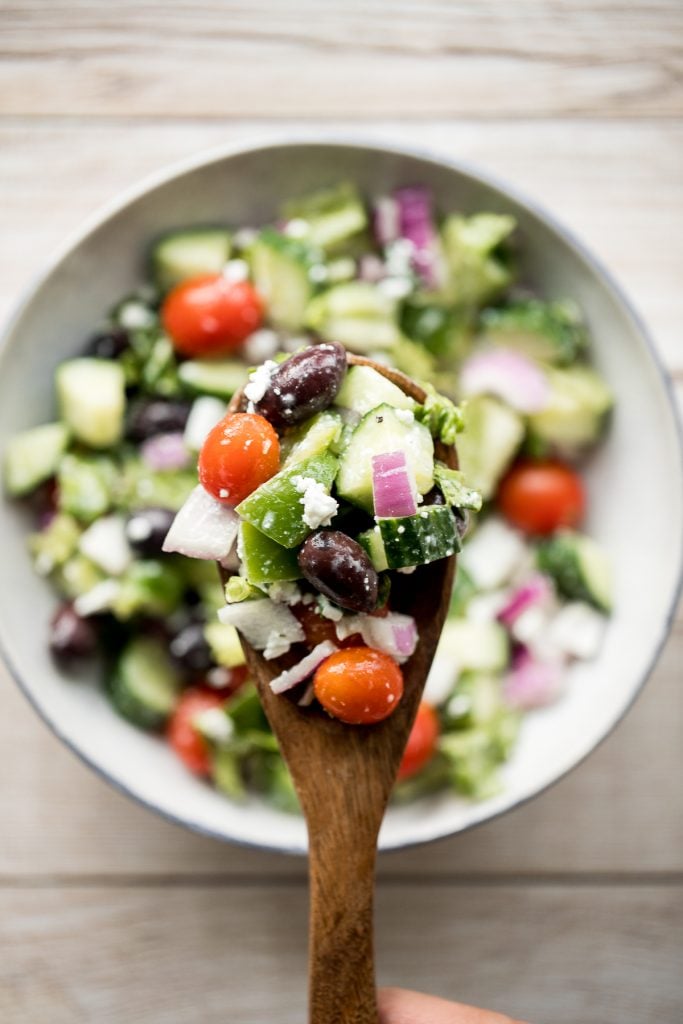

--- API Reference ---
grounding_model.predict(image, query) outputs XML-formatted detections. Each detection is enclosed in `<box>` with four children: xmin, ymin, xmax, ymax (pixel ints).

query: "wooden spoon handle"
<box><xmin>307</xmin><ymin>826</ymin><xmax>380</xmax><ymax>1024</ymax></box>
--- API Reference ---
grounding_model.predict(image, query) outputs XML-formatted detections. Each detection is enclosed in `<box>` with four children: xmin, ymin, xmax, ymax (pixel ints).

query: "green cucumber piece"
<box><xmin>150</xmin><ymin>228</ymin><xmax>232</xmax><ymax>291</ymax></box>
<box><xmin>238</xmin><ymin>521</ymin><xmax>302</xmax><ymax>587</ymax></box>
<box><xmin>335</xmin><ymin>404</ymin><xmax>434</xmax><ymax>513</ymax></box>
<box><xmin>378</xmin><ymin>505</ymin><xmax>459</xmax><ymax>569</ymax></box>
<box><xmin>529</xmin><ymin>365</ymin><xmax>613</xmax><ymax>449</ymax></box>
<box><xmin>479</xmin><ymin>298</ymin><xmax>587</xmax><ymax>366</ymax></box>
<box><xmin>3</xmin><ymin>422</ymin><xmax>70</xmax><ymax>497</ymax></box>
<box><xmin>111</xmin><ymin>559</ymin><xmax>185</xmax><ymax>620</ymax></box>
<box><xmin>57</xmin><ymin>453</ymin><xmax>116</xmax><ymax>524</ymax></box>
<box><xmin>236</xmin><ymin>452</ymin><xmax>338</xmax><ymax>548</ymax></box>
<box><xmin>441</xmin><ymin>212</ymin><xmax>516</xmax><ymax>307</ymax></box>
<box><xmin>109</xmin><ymin>635</ymin><xmax>181</xmax><ymax>730</ymax></box>
<box><xmin>282</xmin><ymin>182</ymin><xmax>367</xmax><ymax>250</ymax></box>
<box><xmin>250</xmin><ymin>228</ymin><xmax>316</xmax><ymax>331</ymax></box>
<box><xmin>438</xmin><ymin>620</ymin><xmax>510</xmax><ymax>673</ymax></box>
<box><xmin>56</xmin><ymin>358</ymin><xmax>125</xmax><ymax>449</ymax></box>
<box><xmin>305</xmin><ymin>282</ymin><xmax>401</xmax><ymax>352</ymax></box>
<box><xmin>455</xmin><ymin>395</ymin><xmax>524</xmax><ymax>500</ymax></box>
<box><xmin>357</xmin><ymin>526</ymin><xmax>389</xmax><ymax>572</ymax></box>
<box><xmin>178</xmin><ymin>358</ymin><xmax>249</xmax><ymax>399</ymax></box>
<box><xmin>281</xmin><ymin>410</ymin><xmax>343</xmax><ymax>468</ymax></box>
<box><xmin>335</xmin><ymin>365</ymin><xmax>415</xmax><ymax>417</ymax></box>
<box><xmin>28</xmin><ymin>513</ymin><xmax>81</xmax><ymax>576</ymax></box>
<box><xmin>537</xmin><ymin>530</ymin><xmax>612</xmax><ymax>611</ymax></box>
<box><xmin>53</xmin><ymin>554</ymin><xmax>105</xmax><ymax>600</ymax></box>
<box><xmin>116</xmin><ymin>458</ymin><xmax>197</xmax><ymax>512</ymax></box>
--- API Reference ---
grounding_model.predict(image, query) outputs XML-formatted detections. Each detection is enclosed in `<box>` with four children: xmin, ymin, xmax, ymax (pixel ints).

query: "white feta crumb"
<box><xmin>394</xmin><ymin>408</ymin><xmax>415</xmax><ymax>425</ymax></box>
<box><xmin>184</xmin><ymin>396</ymin><xmax>227</xmax><ymax>451</ymax></box>
<box><xmin>547</xmin><ymin>602</ymin><xmax>607</xmax><ymax>660</ymax></box>
<box><xmin>79</xmin><ymin>515</ymin><xmax>133</xmax><ymax>576</ymax></box>
<box><xmin>233</xmin><ymin>227</ymin><xmax>258</xmax><ymax>250</ymax></box>
<box><xmin>318</xmin><ymin>595</ymin><xmax>343</xmax><ymax>622</ymax></box>
<box><xmin>301</xmin><ymin>592</ymin><xmax>315</xmax><ymax>605</ymax></box>
<box><xmin>118</xmin><ymin>301</ymin><xmax>155</xmax><ymax>330</ymax></box>
<box><xmin>293</xmin><ymin>475</ymin><xmax>338</xmax><ymax>529</ymax></box>
<box><xmin>74</xmin><ymin>579</ymin><xmax>121</xmax><ymax>618</ymax></box>
<box><xmin>459</xmin><ymin>517</ymin><xmax>526</xmax><ymax>590</ymax></box>
<box><xmin>378</xmin><ymin>276</ymin><xmax>413</xmax><ymax>300</ymax></box>
<box><xmin>243</xmin><ymin>329</ymin><xmax>279</xmax><ymax>364</ymax></box>
<box><xmin>193</xmin><ymin>707</ymin><xmax>234</xmax><ymax>746</ymax></box>
<box><xmin>283</xmin><ymin>218</ymin><xmax>309</xmax><ymax>239</ymax></box>
<box><xmin>397</xmin><ymin>525</ymin><xmax>405</xmax><ymax>535</ymax></box>
<box><xmin>222</xmin><ymin>258</ymin><xmax>249</xmax><ymax>283</ymax></box>
<box><xmin>263</xmin><ymin>631</ymin><xmax>295</xmax><ymax>660</ymax></box>
<box><xmin>244</xmin><ymin>359</ymin><xmax>278</xmax><ymax>404</ymax></box>
<box><xmin>268</xmin><ymin>581</ymin><xmax>302</xmax><ymax>606</ymax></box>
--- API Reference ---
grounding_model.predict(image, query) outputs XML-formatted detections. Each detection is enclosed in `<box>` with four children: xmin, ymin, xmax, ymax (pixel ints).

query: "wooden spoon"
<box><xmin>226</xmin><ymin>355</ymin><xmax>457</xmax><ymax>1024</ymax></box>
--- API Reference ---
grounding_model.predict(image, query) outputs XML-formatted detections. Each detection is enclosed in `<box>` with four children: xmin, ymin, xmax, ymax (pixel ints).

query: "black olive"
<box><xmin>169</xmin><ymin>622</ymin><xmax>213</xmax><ymax>674</ymax></box>
<box><xmin>298</xmin><ymin>530</ymin><xmax>379</xmax><ymax>613</ymax></box>
<box><xmin>126</xmin><ymin>399</ymin><xmax>192</xmax><ymax>442</ymax></box>
<box><xmin>49</xmin><ymin>603</ymin><xmax>98</xmax><ymax>663</ymax></box>
<box><xmin>254</xmin><ymin>342</ymin><xmax>347</xmax><ymax>428</ymax></box>
<box><xmin>84</xmin><ymin>327</ymin><xmax>130</xmax><ymax>360</ymax></box>
<box><xmin>125</xmin><ymin>507</ymin><xmax>176</xmax><ymax>557</ymax></box>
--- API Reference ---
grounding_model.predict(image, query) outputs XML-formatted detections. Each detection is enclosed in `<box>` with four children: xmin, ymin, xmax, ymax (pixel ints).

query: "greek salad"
<box><xmin>3</xmin><ymin>180</ymin><xmax>614</xmax><ymax>808</ymax></box>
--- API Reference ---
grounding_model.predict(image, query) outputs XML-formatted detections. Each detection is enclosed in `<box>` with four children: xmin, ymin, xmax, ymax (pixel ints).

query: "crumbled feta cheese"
<box><xmin>74</xmin><ymin>579</ymin><xmax>121</xmax><ymax>618</ymax></box>
<box><xmin>243</xmin><ymin>329</ymin><xmax>280</xmax><ymax>364</ymax></box>
<box><xmin>378</xmin><ymin>276</ymin><xmax>414</xmax><ymax>300</ymax></box>
<box><xmin>118</xmin><ymin>301</ymin><xmax>156</xmax><ymax>330</ymax></box>
<box><xmin>263</xmin><ymin>631</ymin><xmax>296</xmax><ymax>660</ymax></box>
<box><xmin>466</xmin><ymin>591</ymin><xmax>509</xmax><ymax>624</ymax></box>
<box><xmin>233</xmin><ymin>227</ymin><xmax>258</xmax><ymax>250</ymax></box>
<box><xmin>193</xmin><ymin>707</ymin><xmax>234</xmax><ymax>745</ymax></box>
<box><xmin>318</xmin><ymin>595</ymin><xmax>343</xmax><ymax>621</ymax></box>
<box><xmin>283</xmin><ymin>218</ymin><xmax>309</xmax><ymax>239</ymax></box>
<box><xmin>459</xmin><ymin>517</ymin><xmax>526</xmax><ymax>590</ymax></box>
<box><xmin>394</xmin><ymin>408</ymin><xmax>415</xmax><ymax>425</ymax></box>
<box><xmin>268</xmin><ymin>581</ymin><xmax>302</xmax><ymax>606</ymax></box>
<box><xmin>547</xmin><ymin>602</ymin><xmax>608</xmax><ymax>660</ymax></box>
<box><xmin>244</xmin><ymin>359</ymin><xmax>277</xmax><ymax>404</ymax></box>
<box><xmin>184</xmin><ymin>396</ymin><xmax>227</xmax><ymax>451</ymax></box>
<box><xmin>222</xmin><ymin>258</ymin><xmax>249</xmax><ymax>283</ymax></box>
<box><xmin>292</xmin><ymin>475</ymin><xmax>338</xmax><ymax>529</ymax></box>
<box><xmin>385</xmin><ymin>238</ymin><xmax>415</xmax><ymax>276</ymax></box>
<box><xmin>79</xmin><ymin>515</ymin><xmax>133</xmax><ymax>576</ymax></box>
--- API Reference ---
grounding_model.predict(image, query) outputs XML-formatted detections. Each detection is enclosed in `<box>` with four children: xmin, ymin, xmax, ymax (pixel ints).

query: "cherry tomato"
<box><xmin>162</xmin><ymin>273</ymin><xmax>264</xmax><ymax>357</ymax></box>
<box><xmin>167</xmin><ymin>688</ymin><xmax>225</xmax><ymax>776</ymax></box>
<box><xmin>199</xmin><ymin>412</ymin><xmax>280</xmax><ymax>505</ymax></box>
<box><xmin>498</xmin><ymin>459</ymin><xmax>585</xmax><ymax>536</ymax></box>
<box><xmin>314</xmin><ymin>647</ymin><xmax>403</xmax><ymax>725</ymax></box>
<box><xmin>397</xmin><ymin>702</ymin><xmax>440</xmax><ymax>781</ymax></box>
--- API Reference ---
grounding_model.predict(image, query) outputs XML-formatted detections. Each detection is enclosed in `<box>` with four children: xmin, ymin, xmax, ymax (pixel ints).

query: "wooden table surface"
<box><xmin>1</xmin><ymin>3</ymin><xmax>682</xmax><ymax>1022</ymax></box>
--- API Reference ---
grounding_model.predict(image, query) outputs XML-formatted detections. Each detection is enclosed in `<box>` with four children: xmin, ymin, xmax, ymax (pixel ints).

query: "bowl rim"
<box><xmin>1</xmin><ymin>131</ymin><xmax>682</xmax><ymax>856</ymax></box>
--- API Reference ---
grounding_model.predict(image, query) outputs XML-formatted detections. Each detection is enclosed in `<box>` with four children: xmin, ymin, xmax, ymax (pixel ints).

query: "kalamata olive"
<box><xmin>126</xmin><ymin>399</ymin><xmax>192</xmax><ymax>442</ymax></box>
<box><xmin>49</xmin><ymin>602</ymin><xmax>98</xmax><ymax>663</ymax></box>
<box><xmin>254</xmin><ymin>342</ymin><xmax>346</xmax><ymax>428</ymax></box>
<box><xmin>169</xmin><ymin>621</ymin><xmax>213</xmax><ymax>674</ymax></box>
<box><xmin>125</xmin><ymin>507</ymin><xmax>176</xmax><ymax>557</ymax></box>
<box><xmin>84</xmin><ymin>327</ymin><xmax>130</xmax><ymax>360</ymax></box>
<box><xmin>298</xmin><ymin>530</ymin><xmax>379</xmax><ymax>613</ymax></box>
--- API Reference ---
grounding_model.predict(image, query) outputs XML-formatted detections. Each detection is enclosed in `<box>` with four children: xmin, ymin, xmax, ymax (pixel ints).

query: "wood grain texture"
<box><xmin>1</xmin><ymin>1</ymin><xmax>682</xmax><ymax>118</ymax></box>
<box><xmin>1</xmin><ymin>884</ymin><xmax>681</xmax><ymax>1024</ymax></box>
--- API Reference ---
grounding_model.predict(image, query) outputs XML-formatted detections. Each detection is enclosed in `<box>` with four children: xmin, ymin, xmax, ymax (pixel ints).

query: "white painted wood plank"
<box><xmin>1</xmin><ymin>883</ymin><xmax>680</xmax><ymax>1023</ymax></box>
<box><xmin>1</xmin><ymin>0</ymin><xmax>681</xmax><ymax>118</ymax></box>
<box><xmin>1</xmin><ymin>629</ymin><xmax>680</xmax><ymax>876</ymax></box>
<box><xmin>0</xmin><ymin>120</ymin><xmax>681</xmax><ymax>368</ymax></box>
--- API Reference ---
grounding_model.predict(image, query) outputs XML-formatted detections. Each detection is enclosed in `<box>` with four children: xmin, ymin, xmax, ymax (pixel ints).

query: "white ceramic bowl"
<box><xmin>1</xmin><ymin>137</ymin><xmax>681</xmax><ymax>854</ymax></box>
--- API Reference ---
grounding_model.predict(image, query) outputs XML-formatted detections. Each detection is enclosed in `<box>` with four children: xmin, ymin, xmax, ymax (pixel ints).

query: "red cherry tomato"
<box><xmin>199</xmin><ymin>412</ymin><xmax>280</xmax><ymax>505</ymax></box>
<box><xmin>398</xmin><ymin>702</ymin><xmax>440</xmax><ymax>780</ymax></box>
<box><xmin>162</xmin><ymin>273</ymin><xmax>264</xmax><ymax>357</ymax></box>
<box><xmin>498</xmin><ymin>459</ymin><xmax>585</xmax><ymax>536</ymax></box>
<box><xmin>167</xmin><ymin>688</ymin><xmax>225</xmax><ymax>776</ymax></box>
<box><xmin>314</xmin><ymin>647</ymin><xmax>403</xmax><ymax>725</ymax></box>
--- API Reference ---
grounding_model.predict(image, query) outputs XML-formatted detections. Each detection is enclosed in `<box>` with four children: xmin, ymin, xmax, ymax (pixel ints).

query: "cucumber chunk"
<box><xmin>28</xmin><ymin>513</ymin><xmax>81</xmax><ymax>576</ymax></box>
<box><xmin>56</xmin><ymin>358</ymin><xmax>125</xmax><ymax>449</ymax></box>
<box><xmin>479</xmin><ymin>298</ymin><xmax>587</xmax><ymax>366</ymax></box>
<box><xmin>111</xmin><ymin>559</ymin><xmax>185</xmax><ymax>620</ymax></box>
<box><xmin>438</xmin><ymin>620</ymin><xmax>510</xmax><ymax>673</ymax></box>
<box><xmin>455</xmin><ymin>395</ymin><xmax>524</xmax><ymax>500</ymax></box>
<box><xmin>250</xmin><ymin>228</ymin><xmax>315</xmax><ymax>331</ymax></box>
<box><xmin>57</xmin><ymin>453</ymin><xmax>116</xmax><ymax>524</ymax></box>
<box><xmin>150</xmin><ymin>228</ymin><xmax>232</xmax><ymax>291</ymax></box>
<box><xmin>377</xmin><ymin>504</ymin><xmax>459</xmax><ymax>569</ymax></box>
<box><xmin>3</xmin><ymin>422</ymin><xmax>69</xmax><ymax>496</ymax></box>
<box><xmin>529</xmin><ymin>366</ymin><xmax>613</xmax><ymax>450</ymax></box>
<box><xmin>238</xmin><ymin>521</ymin><xmax>302</xmax><ymax>587</ymax></box>
<box><xmin>441</xmin><ymin>212</ymin><xmax>516</xmax><ymax>307</ymax></box>
<box><xmin>236</xmin><ymin>452</ymin><xmax>338</xmax><ymax>548</ymax></box>
<box><xmin>282</xmin><ymin>182</ymin><xmax>367</xmax><ymax>250</ymax></box>
<box><xmin>178</xmin><ymin>358</ymin><xmax>249</xmax><ymax>399</ymax></box>
<box><xmin>281</xmin><ymin>410</ymin><xmax>343</xmax><ymax>469</ymax></box>
<box><xmin>335</xmin><ymin>404</ymin><xmax>434</xmax><ymax>512</ymax></box>
<box><xmin>357</xmin><ymin>526</ymin><xmax>389</xmax><ymax>572</ymax></box>
<box><xmin>335</xmin><ymin>365</ymin><xmax>415</xmax><ymax>417</ymax></box>
<box><xmin>537</xmin><ymin>530</ymin><xmax>612</xmax><ymax>611</ymax></box>
<box><xmin>109</xmin><ymin>635</ymin><xmax>181</xmax><ymax>730</ymax></box>
<box><xmin>305</xmin><ymin>282</ymin><xmax>401</xmax><ymax>352</ymax></box>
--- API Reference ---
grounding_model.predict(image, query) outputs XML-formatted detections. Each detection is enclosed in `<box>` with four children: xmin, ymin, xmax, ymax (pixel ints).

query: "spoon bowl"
<box><xmin>227</xmin><ymin>354</ymin><xmax>457</xmax><ymax>1023</ymax></box>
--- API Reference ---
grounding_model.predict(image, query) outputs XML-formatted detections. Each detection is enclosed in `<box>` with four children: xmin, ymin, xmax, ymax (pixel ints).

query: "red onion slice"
<box><xmin>460</xmin><ymin>348</ymin><xmax>549</xmax><ymax>413</ymax></box>
<box><xmin>502</xmin><ymin>647</ymin><xmax>564</xmax><ymax>709</ymax></box>
<box><xmin>498</xmin><ymin>574</ymin><xmax>553</xmax><ymax>627</ymax></box>
<box><xmin>140</xmin><ymin>432</ymin><xmax>191</xmax><ymax>472</ymax></box>
<box><xmin>269</xmin><ymin>640</ymin><xmax>338</xmax><ymax>695</ymax></box>
<box><xmin>162</xmin><ymin>485</ymin><xmax>239</xmax><ymax>561</ymax></box>
<box><xmin>371</xmin><ymin>450</ymin><xmax>418</xmax><ymax>518</ymax></box>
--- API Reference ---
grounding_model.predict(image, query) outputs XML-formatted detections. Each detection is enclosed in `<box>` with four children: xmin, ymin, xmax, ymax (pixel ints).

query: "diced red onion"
<box><xmin>269</xmin><ymin>640</ymin><xmax>338</xmax><ymax>695</ymax></box>
<box><xmin>502</xmin><ymin>647</ymin><xmax>563</xmax><ymax>710</ymax></box>
<box><xmin>498</xmin><ymin>574</ymin><xmax>554</xmax><ymax>628</ymax></box>
<box><xmin>162</xmin><ymin>485</ymin><xmax>239</xmax><ymax>560</ymax></box>
<box><xmin>371</xmin><ymin>451</ymin><xmax>418</xmax><ymax>517</ymax></box>
<box><xmin>140</xmin><ymin>432</ymin><xmax>191</xmax><ymax>472</ymax></box>
<box><xmin>394</xmin><ymin>185</ymin><xmax>441</xmax><ymax>288</ymax></box>
<box><xmin>358</xmin><ymin>254</ymin><xmax>386</xmax><ymax>283</ymax></box>
<box><xmin>337</xmin><ymin>612</ymin><xmax>418</xmax><ymax>664</ymax></box>
<box><xmin>460</xmin><ymin>348</ymin><xmax>549</xmax><ymax>413</ymax></box>
<box><xmin>372</xmin><ymin>196</ymin><xmax>400</xmax><ymax>247</ymax></box>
